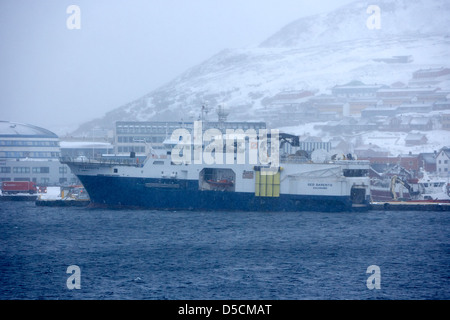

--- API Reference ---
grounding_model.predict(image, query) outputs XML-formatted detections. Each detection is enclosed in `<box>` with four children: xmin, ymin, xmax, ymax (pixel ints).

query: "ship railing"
<box><xmin>59</xmin><ymin>156</ymin><xmax>144</xmax><ymax>167</ymax></box>
<box><xmin>332</xmin><ymin>160</ymin><xmax>370</xmax><ymax>166</ymax></box>
<box><xmin>279</xmin><ymin>155</ymin><xmax>370</xmax><ymax>165</ymax></box>
<box><xmin>280</xmin><ymin>155</ymin><xmax>311</xmax><ymax>164</ymax></box>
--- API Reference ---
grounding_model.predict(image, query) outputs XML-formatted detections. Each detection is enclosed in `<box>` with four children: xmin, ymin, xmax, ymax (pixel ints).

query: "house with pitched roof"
<box><xmin>436</xmin><ymin>148</ymin><xmax>450</xmax><ymax>176</ymax></box>
<box><xmin>404</xmin><ymin>133</ymin><xmax>428</xmax><ymax>146</ymax></box>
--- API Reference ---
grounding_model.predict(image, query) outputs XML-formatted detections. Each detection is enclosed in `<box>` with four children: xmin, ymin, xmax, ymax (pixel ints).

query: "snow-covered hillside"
<box><xmin>72</xmin><ymin>0</ymin><xmax>450</xmax><ymax>149</ymax></box>
<box><xmin>261</xmin><ymin>0</ymin><xmax>450</xmax><ymax>47</ymax></box>
<box><xmin>280</xmin><ymin>121</ymin><xmax>449</xmax><ymax>156</ymax></box>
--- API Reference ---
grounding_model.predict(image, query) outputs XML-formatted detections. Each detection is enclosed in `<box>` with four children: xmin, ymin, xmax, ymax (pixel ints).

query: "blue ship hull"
<box><xmin>78</xmin><ymin>175</ymin><xmax>357</xmax><ymax>212</ymax></box>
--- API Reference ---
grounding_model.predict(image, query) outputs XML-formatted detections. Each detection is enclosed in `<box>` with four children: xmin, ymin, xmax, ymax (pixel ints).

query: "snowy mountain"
<box><xmin>72</xmin><ymin>0</ymin><xmax>450</xmax><ymax>137</ymax></box>
<box><xmin>260</xmin><ymin>0</ymin><xmax>450</xmax><ymax>47</ymax></box>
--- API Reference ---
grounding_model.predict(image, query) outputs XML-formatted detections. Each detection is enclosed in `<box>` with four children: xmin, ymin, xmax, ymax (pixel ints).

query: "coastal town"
<box><xmin>1</xmin><ymin>65</ymin><xmax>450</xmax><ymax>206</ymax></box>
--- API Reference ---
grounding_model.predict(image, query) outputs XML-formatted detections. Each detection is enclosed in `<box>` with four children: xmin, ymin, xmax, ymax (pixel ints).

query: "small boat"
<box><xmin>416</xmin><ymin>170</ymin><xmax>450</xmax><ymax>201</ymax></box>
<box><xmin>206</xmin><ymin>179</ymin><xmax>234</xmax><ymax>187</ymax></box>
<box><xmin>370</xmin><ymin>167</ymin><xmax>450</xmax><ymax>202</ymax></box>
<box><xmin>35</xmin><ymin>185</ymin><xmax>90</xmax><ymax>207</ymax></box>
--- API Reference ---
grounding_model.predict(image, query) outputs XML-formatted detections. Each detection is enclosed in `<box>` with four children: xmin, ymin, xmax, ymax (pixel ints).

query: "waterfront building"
<box><xmin>114</xmin><ymin>120</ymin><xmax>267</xmax><ymax>156</ymax></box>
<box><xmin>0</xmin><ymin>121</ymin><xmax>76</xmax><ymax>185</ymax></box>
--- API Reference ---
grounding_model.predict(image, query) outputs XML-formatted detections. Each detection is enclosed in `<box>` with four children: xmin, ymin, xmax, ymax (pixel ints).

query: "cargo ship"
<box><xmin>61</xmin><ymin>123</ymin><xmax>371</xmax><ymax>212</ymax></box>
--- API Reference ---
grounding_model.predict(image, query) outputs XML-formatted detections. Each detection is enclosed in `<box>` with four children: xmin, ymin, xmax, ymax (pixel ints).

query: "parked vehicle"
<box><xmin>1</xmin><ymin>181</ymin><xmax>37</xmax><ymax>194</ymax></box>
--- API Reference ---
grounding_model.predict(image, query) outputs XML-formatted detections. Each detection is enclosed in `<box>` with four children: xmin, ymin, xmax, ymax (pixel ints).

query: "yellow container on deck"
<box><xmin>254</xmin><ymin>168</ymin><xmax>280</xmax><ymax>197</ymax></box>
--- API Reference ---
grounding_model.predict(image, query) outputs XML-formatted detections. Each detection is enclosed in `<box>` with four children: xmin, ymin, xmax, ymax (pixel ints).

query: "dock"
<box><xmin>370</xmin><ymin>201</ymin><xmax>450</xmax><ymax>211</ymax></box>
<box><xmin>0</xmin><ymin>195</ymin><xmax>38</xmax><ymax>201</ymax></box>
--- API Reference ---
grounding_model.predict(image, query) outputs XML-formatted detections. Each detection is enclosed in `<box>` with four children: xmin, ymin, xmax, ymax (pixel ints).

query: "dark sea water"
<box><xmin>0</xmin><ymin>201</ymin><xmax>449</xmax><ymax>300</ymax></box>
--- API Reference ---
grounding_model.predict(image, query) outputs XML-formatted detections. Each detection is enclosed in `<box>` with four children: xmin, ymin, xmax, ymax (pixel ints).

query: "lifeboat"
<box><xmin>206</xmin><ymin>179</ymin><xmax>234</xmax><ymax>187</ymax></box>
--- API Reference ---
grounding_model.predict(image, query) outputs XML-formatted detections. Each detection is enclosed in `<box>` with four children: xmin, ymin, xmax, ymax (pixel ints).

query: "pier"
<box><xmin>370</xmin><ymin>201</ymin><xmax>450</xmax><ymax>211</ymax></box>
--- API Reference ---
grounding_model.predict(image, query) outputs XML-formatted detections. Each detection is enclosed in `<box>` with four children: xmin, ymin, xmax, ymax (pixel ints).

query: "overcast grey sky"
<box><xmin>0</xmin><ymin>0</ymin><xmax>356</xmax><ymax>134</ymax></box>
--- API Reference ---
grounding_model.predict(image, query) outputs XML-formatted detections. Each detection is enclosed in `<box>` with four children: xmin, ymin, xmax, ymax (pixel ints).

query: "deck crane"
<box><xmin>390</xmin><ymin>175</ymin><xmax>420</xmax><ymax>200</ymax></box>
